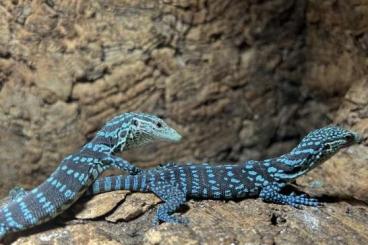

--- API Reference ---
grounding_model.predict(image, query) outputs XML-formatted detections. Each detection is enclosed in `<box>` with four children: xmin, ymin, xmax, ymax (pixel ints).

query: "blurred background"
<box><xmin>0</xmin><ymin>0</ymin><xmax>367</xmax><ymax>198</ymax></box>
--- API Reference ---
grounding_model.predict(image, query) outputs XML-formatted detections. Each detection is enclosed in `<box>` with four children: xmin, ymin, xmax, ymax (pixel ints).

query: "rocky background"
<box><xmin>0</xmin><ymin>0</ymin><xmax>368</xmax><ymax>244</ymax></box>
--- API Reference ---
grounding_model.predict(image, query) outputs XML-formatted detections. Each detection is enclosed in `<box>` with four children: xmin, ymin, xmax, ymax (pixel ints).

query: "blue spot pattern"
<box><xmin>88</xmin><ymin>126</ymin><xmax>361</xmax><ymax>224</ymax></box>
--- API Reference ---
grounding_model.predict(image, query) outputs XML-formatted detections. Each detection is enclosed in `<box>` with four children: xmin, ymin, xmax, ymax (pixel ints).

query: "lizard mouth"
<box><xmin>344</xmin><ymin>132</ymin><xmax>363</xmax><ymax>145</ymax></box>
<box><xmin>156</xmin><ymin>128</ymin><xmax>182</xmax><ymax>142</ymax></box>
<box><xmin>167</xmin><ymin>129</ymin><xmax>182</xmax><ymax>142</ymax></box>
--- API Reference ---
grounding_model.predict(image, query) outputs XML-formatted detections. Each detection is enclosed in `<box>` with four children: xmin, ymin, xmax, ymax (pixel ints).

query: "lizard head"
<box><xmin>97</xmin><ymin>112</ymin><xmax>182</xmax><ymax>152</ymax></box>
<box><xmin>124</xmin><ymin>112</ymin><xmax>182</xmax><ymax>150</ymax></box>
<box><xmin>296</xmin><ymin>125</ymin><xmax>361</xmax><ymax>162</ymax></box>
<box><xmin>271</xmin><ymin>126</ymin><xmax>362</xmax><ymax>181</ymax></box>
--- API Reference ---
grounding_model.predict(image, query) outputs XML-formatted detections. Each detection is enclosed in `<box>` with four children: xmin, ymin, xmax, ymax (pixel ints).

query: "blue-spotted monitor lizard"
<box><xmin>87</xmin><ymin>126</ymin><xmax>362</xmax><ymax>224</ymax></box>
<box><xmin>0</xmin><ymin>112</ymin><xmax>182</xmax><ymax>239</ymax></box>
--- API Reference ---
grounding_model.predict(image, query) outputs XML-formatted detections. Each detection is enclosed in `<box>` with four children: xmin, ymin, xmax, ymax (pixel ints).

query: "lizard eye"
<box><xmin>324</xmin><ymin>144</ymin><xmax>331</xmax><ymax>150</ymax></box>
<box><xmin>132</xmin><ymin>119</ymin><xmax>138</xmax><ymax>127</ymax></box>
<box><xmin>156</xmin><ymin>122</ymin><xmax>162</xmax><ymax>128</ymax></box>
<box><xmin>293</xmin><ymin>166</ymin><xmax>303</xmax><ymax>172</ymax></box>
<box><xmin>345</xmin><ymin>135</ymin><xmax>354</xmax><ymax>141</ymax></box>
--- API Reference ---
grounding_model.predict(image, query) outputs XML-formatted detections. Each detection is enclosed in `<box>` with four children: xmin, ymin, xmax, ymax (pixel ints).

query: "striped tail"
<box><xmin>86</xmin><ymin>174</ymin><xmax>150</xmax><ymax>196</ymax></box>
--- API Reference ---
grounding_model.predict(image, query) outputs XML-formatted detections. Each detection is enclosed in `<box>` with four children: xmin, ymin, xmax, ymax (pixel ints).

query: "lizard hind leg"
<box><xmin>149</xmin><ymin>181</ymin><xmax>188</xmax><ymax>225</ymax></box>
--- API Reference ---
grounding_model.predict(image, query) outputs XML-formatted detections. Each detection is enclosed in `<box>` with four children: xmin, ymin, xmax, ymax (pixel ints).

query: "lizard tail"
<box><xmin>86</xmin><ymin>175</ymin><xmax>149</xmax><ymax>196</ymax></box>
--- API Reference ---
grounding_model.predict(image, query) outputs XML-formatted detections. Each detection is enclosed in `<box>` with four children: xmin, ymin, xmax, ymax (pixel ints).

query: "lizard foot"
<box><xmin>9</xmin><ymin>186</ymin><xmax>28</xmax><ymax>200</ymax></box>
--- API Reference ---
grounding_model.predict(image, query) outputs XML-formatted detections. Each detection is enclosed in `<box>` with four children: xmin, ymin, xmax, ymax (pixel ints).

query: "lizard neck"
<box><xmin>81</xmin><ymin>136</ymin><xmax>117</xmax><ymax>155</ymax></box>
<box><xmin>240</xmin><ymin>152</ymin><xmax>313</xmax><ymax>185</ymax></box>
<box><xmin>260</xmin><ymin>152</ymin><xmax>314</xmax><ymax>183</ymax></box>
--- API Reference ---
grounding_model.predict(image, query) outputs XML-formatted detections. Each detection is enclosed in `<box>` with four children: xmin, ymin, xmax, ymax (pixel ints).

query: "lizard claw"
<box><xmin>152</xmin><ymin>214</ymin><xmax>189</xmax><ymax>225</ymax></box>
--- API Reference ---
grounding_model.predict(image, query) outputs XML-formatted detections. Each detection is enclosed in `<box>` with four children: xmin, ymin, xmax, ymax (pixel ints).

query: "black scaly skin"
<box><xmin>0</xmin><ymin>112</ymin><xmax>182</xmax><ymax>239</ymax></box>
<box><xmin>87</xmin><ymin>126</ymin><xmax>362</xmax><ymax>224</ymax></box>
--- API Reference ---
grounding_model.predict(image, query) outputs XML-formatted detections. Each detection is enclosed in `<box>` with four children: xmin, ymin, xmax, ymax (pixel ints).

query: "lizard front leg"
<box><xmin>259</xmin><ymin>183</ymin><xmax>320</xmax><ymax>207</ymax></box>
<box><xmin>149</xmin><ymin>181</ymin><xmax>188</xmax><ymax>225</ymax></box>
<box><xmin>102</xmin><ymin>155</ymin><xmax>143</xmax><ymax>175</ymax></box>
<box><xmin>7</xmin><ymin>186</ymin><xmax>28</xmax><ymax>201</ymax></box>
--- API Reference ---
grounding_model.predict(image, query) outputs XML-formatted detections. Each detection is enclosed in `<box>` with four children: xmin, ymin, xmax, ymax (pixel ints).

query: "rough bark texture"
<box><xmin>0</xmin><ymin>0</ymin><xmax>368</xmax><ymax>244</ymax></box>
